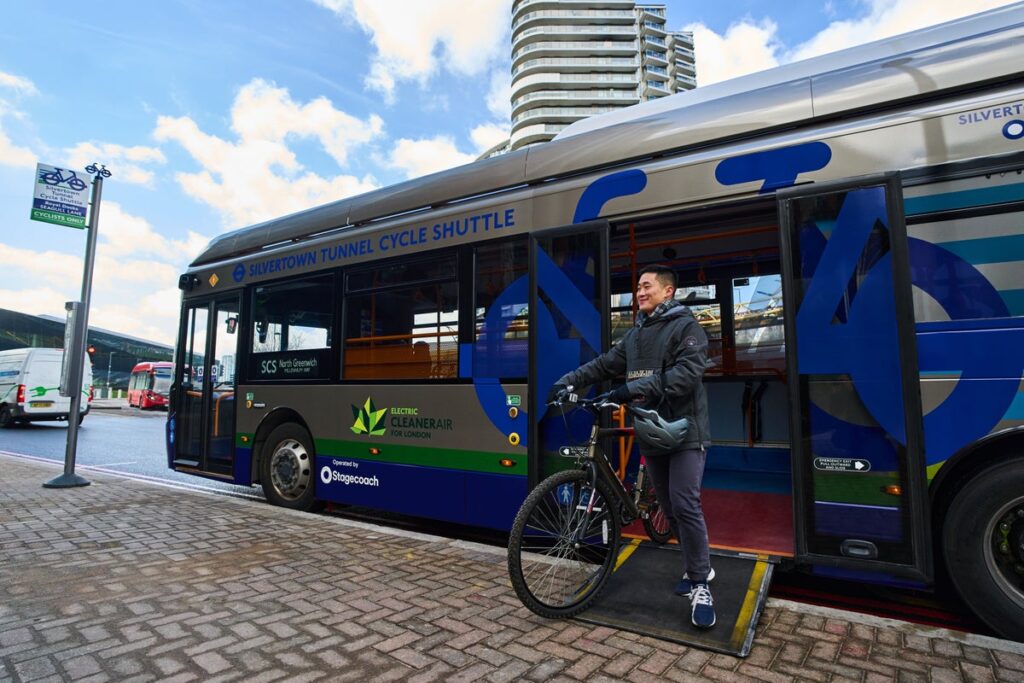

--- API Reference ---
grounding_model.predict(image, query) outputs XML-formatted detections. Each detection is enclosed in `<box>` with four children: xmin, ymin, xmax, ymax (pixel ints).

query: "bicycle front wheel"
<box><xmin>507</xmin><ymin>468</ymin><xmax>622</xmax><ymax>618</ymax></box>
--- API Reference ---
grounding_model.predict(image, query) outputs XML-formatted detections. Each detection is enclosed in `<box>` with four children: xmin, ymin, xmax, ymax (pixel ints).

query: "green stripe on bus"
<box><xmin>315</xmin><ymin>438</ymin><xmax>527</xmax><ymax>476</ymax></box>
<box><xmin>813</xmin><ymin>471</ymin><xmax>900</xmax><ymax>507</ymax></box>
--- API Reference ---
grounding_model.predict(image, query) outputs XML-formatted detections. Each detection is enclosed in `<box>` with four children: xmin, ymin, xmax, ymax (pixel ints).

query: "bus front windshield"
<box><xmin>152</xmin><ymin>370</ymin><xmax>172</xmax><ymax>397</ymax></box>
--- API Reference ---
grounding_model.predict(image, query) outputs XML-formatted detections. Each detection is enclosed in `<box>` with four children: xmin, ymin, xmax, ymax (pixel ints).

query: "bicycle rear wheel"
<box><xmin>639</xmin><ymin>470</ymin><xmax>672</xmax><ymax>544</ymax></box>
<box><xmin>507</xmin><ymin>468</ymin><xmax>622</xmax><ymax>618</ymax></box>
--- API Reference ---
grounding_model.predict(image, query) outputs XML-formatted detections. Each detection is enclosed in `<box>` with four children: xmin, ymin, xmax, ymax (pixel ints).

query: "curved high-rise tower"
<box><xmin>509</xmin><ymin>1</ymin><xmax>696</xmax><ymax>151</ymax></box>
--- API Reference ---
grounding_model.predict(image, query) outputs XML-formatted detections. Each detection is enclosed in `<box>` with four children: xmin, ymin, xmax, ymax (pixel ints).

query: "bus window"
<box><xmin>249</xmin><ymin>275</ymin><xmax>334</xmax><ymax>381</ymax></box>
<box><xmin>731</xmin><ymin>274</ymin><xmax>785</xmax><ymax>373</ymax></box>
<box><xmin>473</xmin><ymin>239</ymin><xmax>528</xmax><ymax>378</ymax></box>
<box><xmin>344</xmin><ymin>255</ymin><xmax>459</xmax><ymax>380</ymax></box>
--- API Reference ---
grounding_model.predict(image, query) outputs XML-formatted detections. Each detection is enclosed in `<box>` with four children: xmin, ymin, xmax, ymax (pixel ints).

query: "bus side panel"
<box><xmin>904</xmin><ymin>173</ymin><xmax>1024</xmax><ymax>476</ymax></box>
<box><xmin>314</xmin><ymin>455</ymin><xmax>526</xmax><ymax>529</ymax></box>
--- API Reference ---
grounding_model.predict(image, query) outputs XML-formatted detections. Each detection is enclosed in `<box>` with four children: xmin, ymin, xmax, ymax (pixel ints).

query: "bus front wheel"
<box><xmin>261</xmin><ymin>423</ymin><xmax>320</xmax><ymax>512</ymax></box>
<box><xmin>943</xmin><ymin>459</ymin><xmax>1024</xmax><ymax>640</ymax></box>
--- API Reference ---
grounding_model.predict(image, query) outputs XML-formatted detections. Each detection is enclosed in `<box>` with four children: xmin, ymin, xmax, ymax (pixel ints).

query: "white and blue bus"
<box><xmin>169</xmin><ymin>5</ymin><xmax>1024</xmax><ymax>639</ymax></box>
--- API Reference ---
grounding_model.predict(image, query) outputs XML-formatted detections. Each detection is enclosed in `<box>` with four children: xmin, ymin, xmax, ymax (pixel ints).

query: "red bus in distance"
<box><xmin>128</xmin><ymin>361</ymin><xmax>173</xmax><ymax>410</ymax></box>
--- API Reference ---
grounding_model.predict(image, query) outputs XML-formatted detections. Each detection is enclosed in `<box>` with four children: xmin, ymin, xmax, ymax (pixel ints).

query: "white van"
<box><xmin>0</xmin><ymin>348</ymin><xmax>92</xmax><ymax>428</ymax></box>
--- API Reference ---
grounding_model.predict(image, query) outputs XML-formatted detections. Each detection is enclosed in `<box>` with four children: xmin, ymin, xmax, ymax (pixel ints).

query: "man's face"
<box><xmin>636</xmin><ymin>272</ymin><xmax>674</xmax><ymax>315</ymax></box>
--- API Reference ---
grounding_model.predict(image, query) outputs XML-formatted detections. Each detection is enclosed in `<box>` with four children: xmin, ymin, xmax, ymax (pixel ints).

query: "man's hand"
<box><xmin>547</xmin><ymin>383</ymin><xmax>570</xmax><ymax>403</ymax></box>
<box><xmin>606</xmin><ymin>384</ymin><xmax>633</xmax><ymax>404</ymax></box>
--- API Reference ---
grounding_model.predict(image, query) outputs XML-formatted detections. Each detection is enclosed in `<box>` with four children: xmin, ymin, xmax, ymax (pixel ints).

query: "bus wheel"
<box><xmin>943</xmin><ymin>459</ymin><xmax>1024</xmax><ymax>640</ymax></box>
<box><xmin>261</xmin><ymin>423</ymin><xmax>319</xmax><ymax>511</ymax></box>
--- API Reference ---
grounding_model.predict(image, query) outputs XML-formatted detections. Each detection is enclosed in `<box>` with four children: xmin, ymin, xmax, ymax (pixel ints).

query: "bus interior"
<box><xmin>608</xmin><ymin>198</ymin><xmax>794</xmax><ymax>558</ymax></box>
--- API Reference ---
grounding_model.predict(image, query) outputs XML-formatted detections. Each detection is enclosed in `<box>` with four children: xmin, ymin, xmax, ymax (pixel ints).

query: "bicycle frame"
<box><xmin>569</xmin><ymin>420</ymin><xmax>640</xmax><ymax>544</ymax></box>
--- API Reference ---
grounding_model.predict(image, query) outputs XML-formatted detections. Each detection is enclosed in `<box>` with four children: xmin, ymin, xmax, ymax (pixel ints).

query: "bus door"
<box><xmin>777</xmin><ymin>174</ymin><xmax>931</xmax><ymax>580</ymax></box>
<box><xmin>528</xmin><ymin>221</ymin><xmax>609</xmax><ymax>486</ymax></box>
<box><xmin>172</xmin><ymin>295</ymin><xmax>240</xmax><ymax>478</ymax></box>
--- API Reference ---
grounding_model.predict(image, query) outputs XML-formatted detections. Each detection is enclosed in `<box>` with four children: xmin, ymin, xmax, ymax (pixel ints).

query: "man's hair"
<box><xmin>639</xmin><ymin>264</ymin><xmax>677</xmax><ymax>289</ymax></box>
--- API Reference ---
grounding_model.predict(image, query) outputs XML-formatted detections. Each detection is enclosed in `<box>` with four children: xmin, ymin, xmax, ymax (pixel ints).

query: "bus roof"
<box><xmin>190</xmin><ymin>3</ymin><xmax>1023</xmax><ymax>270</ymax></box>
<box><xmin>132</xmin><ymin>361</ymin><xmax>173</xmax><ymax>372</ymax></box>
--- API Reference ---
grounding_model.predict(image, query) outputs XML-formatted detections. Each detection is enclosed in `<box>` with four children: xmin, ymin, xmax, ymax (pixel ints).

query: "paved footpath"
<box><xmin>1</xmin><ymin>455</ymin><xmax>1022</xmax><ymax>683</ymax></box>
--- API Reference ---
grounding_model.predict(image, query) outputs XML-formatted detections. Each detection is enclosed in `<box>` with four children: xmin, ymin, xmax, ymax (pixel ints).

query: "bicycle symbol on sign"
<box><xmin>39</xmin><ymin>167</ymin><xmax>88</xmax><ymax>191</ymax></box>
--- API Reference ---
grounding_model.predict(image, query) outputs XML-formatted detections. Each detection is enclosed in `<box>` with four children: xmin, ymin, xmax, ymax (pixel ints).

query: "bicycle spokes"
<box><xmin>510</xmin><ymin>472</ymin><xmax>619</xmax><ymax>615</ymax></box>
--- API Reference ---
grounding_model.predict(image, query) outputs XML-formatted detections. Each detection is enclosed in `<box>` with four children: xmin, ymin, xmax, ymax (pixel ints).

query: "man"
<box><xmin>548</xmin><ymin>264</ymin><xmax>715</xmax><ymax>629</ymax></box>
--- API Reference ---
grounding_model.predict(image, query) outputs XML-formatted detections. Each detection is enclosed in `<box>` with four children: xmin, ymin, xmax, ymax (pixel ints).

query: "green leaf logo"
<box><xmin>351</xmin><ymin>397</ymin><xmax>387</xmax><ymax>436</ymax></box>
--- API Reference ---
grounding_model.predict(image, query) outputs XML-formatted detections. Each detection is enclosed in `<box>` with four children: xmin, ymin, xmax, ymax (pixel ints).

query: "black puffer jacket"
<box><xmin>558</xmin><ymin>301</ymin><xmax>711</xmax><ymax>451</ymax></box>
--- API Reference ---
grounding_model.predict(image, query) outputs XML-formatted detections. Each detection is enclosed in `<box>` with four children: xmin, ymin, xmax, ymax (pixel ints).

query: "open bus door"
<box><xmin>170</xmin><ymin>295</ymin><xmax>240</xmax><ymax>478</ymax></box>
<box><xmin>527</xmin><ymin>221</ymin><xmax>609</xmax><ymax>487</ymax></box>
<box><xmin>777</xmin><ymin>174</ymin><xmax>932</xmax><ymax>581</ymax></box>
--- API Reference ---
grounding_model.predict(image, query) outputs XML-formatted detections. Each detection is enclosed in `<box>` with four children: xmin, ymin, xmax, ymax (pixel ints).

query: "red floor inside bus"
<box><xmin>613</xmin><ymin>200</ymin><xmax>796</xmax><ymax>557</ymax></box>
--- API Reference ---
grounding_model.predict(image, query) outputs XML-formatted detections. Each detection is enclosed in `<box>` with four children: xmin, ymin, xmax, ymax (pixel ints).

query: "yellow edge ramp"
<box><xmin>730</xmin><ymin>554</ymin><xmax>769</xmax><ymax>651</ymax></box>
<box><xmin>614</xmin><ymin>538</ymin><xmax>642</xmax><ymax>572</ymax></box>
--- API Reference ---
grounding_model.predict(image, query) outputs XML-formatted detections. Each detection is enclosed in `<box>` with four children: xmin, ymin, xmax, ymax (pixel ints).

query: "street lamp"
<box><xmin>106</xmin><ymin>351</ymin><xmax>117</xmax><ymax>395</ymax></box>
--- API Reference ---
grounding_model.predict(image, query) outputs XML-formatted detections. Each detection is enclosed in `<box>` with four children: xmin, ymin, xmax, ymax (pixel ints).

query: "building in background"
<box><xmin>509</xmin><ymin>1</ymin><xmax>696</xmax><ymax>151</ymax></box>
<box><xmin>0</xmin><ymin>308</ymin><xmax>173</xmax><ymax>392</ymax></box>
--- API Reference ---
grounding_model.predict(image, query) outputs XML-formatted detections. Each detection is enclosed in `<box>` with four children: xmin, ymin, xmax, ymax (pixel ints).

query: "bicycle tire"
<box><xmin>41</xmin><ymin>173</ymin><xmax>60</xmax><ymax>185</ymax></box>
<box><xmin>640</xmin><ymin>472</ymin><xmax>672</xmax><ymax>544</ymax></box>
<box><xmin>68</xmin><ymin>178</ymin><xmax>87</xmax><ymax>191</ymax></box>
<box><xmin>507</xmin><ymin>468</ymin><xmax>622</xmax><ymax>619</ymax></box>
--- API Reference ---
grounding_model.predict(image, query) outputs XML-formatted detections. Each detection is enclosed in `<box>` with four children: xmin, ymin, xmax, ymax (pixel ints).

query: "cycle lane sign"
<box><xmin>31</xmin><ymin>163</ymin><xmax>90</xmax><ymax>229</ymax></box>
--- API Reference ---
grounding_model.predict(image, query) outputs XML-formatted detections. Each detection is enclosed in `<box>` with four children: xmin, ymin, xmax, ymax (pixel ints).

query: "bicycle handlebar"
<box><xmin>547</xmin><ymin>390</ymin><xmax>621</xmax><ymax>412</ymax></box>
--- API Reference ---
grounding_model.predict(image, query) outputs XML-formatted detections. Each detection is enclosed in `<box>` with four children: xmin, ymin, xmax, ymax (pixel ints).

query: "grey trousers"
<box><xmin>645</xmin><ymin>447</ymin><xmax>711</xmax><ymax>582</ymax></box>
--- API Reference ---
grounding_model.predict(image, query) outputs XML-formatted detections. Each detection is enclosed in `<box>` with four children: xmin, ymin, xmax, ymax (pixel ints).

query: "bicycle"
<box><xmin>40</xmin><ymin>167</ymin><xmax>88</xmax><ymax>191</ymax></box>
<box><xmin>507</xmin><ymin>393</ymin><xmax>673</xmax><ymax>619</ymax></box>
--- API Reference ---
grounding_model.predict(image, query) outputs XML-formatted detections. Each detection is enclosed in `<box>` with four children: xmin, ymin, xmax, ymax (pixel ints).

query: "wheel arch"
<box><xmin>930</xmin><ymin>426</ymin><xmax>1024</xmax><ymax>549</ymax></box>
<box><xmin>250</xmin><ymin>407</ymin><xmax>314</xmax><ymax>486</ymax></box>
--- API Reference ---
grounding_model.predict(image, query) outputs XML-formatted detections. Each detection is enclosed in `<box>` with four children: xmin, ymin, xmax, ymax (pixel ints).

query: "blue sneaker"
<box><xmin>674</xmin><ymin>567</ymin><xmax>715</xmax><ymax>597</ymax></box>
<box><xmin>690</xmin><ymin>583</ymin><xmax>716</xmax><ymax>629</ymax></box>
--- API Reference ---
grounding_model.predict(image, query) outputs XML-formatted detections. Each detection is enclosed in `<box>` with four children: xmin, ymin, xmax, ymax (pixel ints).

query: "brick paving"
<box><xmin>0</xmin><ymin>454</ymin><xmax>1022</xmax><ymax>682</ymax></box>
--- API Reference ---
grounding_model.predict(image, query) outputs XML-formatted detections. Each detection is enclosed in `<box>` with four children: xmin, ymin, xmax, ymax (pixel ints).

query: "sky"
<box><xmin>0</xmin><ymin>0</ymin><xmax>1016</xmax><ymax>347</ymax></box>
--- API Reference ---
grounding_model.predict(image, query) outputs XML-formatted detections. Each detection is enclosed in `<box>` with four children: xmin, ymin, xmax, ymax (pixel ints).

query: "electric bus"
<box><xmin>168</xmin><ymin>5</ymin><xmax>1024</xmax><ymax>639</ymax></box>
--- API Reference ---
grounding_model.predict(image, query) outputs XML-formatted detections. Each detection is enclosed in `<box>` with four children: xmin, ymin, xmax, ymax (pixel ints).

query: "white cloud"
<box><xmin>486</xmin><ymin>71</ymin><xmax>512</xmax><ymax>121</ymax></box>
<box><xmin>0</xmin><ymin>197</ymin><xmax>209</xmax><ymax>345</ymax></box>
<box><xmin>686</xmin><ymin>0</ymin><xmax>1015</xmax><ymax>86</ymax></box>
<box><xmin>789</xmin><ymin>0</ymin><xmax>1015</xmax><ymax>61</ymax></box>
<box><xmin>0</xmin><ymin>126</ymin><xmax>36</xmax><ymax>169</ymax></box>
<box><xmin>154</xmin><ymin>78</ymin><xmax>383</xmax><ymax>228</ymax></box>
<box><xmin>686</xmin><ymin>19</ymin><xmax>782</xmax><ymax>86</ymax></box>
<box><xmin>64</xmin><ymin>142</ymin><xmax>166</xmax><ymax>186</ymax></box>
<box><xmin>0</xmin><ymin>70</ymin><xmax>38</xmax><ymax>168</ymax></box>
<box><xmin>98</xmin><ymin>201</ymin><xmax>209</xmax><ymax>262</ymax></box>
<box><xmin>470</xmin><ymin>123</ymin><xmax>510</xmax><ymax>154</ymax></box>
<box><xmin>0</xmin><ymin>71</ymin><xmax>37</xmax><ymax>96</ymax></box>
<box><xmin>387</xmin><ymin>136</ymin><xmax>476</xmax><ymax>179</ymax></box>
<box><xmin>315</xmin><ymin>0</ymin><xmax>511</xmax><ymax>101</ymax></box>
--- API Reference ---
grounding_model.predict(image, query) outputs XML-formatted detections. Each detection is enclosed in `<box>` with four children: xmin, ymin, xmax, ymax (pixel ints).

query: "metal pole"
<box><xmin>45</xmin><ymin>166</ymin><xmax>107</xmax><ymax>488</ymax></box>
<box><xmin>107</xmin><ymin>351</ymin><xmax>113</xmax><ymax>390</ymax></box>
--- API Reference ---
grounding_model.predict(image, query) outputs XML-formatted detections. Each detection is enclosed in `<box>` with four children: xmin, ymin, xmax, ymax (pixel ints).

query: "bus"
<box><xmin>168</xmin><ymin>5</ymin><xmax>1024</xmax><ymax>639</ymax></box>
<box><xmin>128</xmin><ymin>361</ymin><xmax>173</xmax><ymax>409</ymax></box>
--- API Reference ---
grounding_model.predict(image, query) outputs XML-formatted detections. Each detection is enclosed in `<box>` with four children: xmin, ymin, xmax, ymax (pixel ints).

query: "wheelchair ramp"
<box><xmin>576</xmin><ymin>541</ymin><xmax>775</xmax><ymax>657</ymax></box>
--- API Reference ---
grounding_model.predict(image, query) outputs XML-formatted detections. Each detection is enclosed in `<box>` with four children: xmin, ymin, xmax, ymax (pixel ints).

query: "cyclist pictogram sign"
<box><xmin>31</xmin><ymin>163</ymin><xmax>91</xmax><ymax>229</ymax></box>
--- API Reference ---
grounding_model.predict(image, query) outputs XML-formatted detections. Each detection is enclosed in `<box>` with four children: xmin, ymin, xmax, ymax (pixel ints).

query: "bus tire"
<box><xmin>943</xmin><ymin>459</ymin><xmax>1024</xmax><ymax>640</ymax></box>
<box><xmin>260</xmin><ymin>423</ymin><xmax>320</xmax><ymax>512</ymax></box>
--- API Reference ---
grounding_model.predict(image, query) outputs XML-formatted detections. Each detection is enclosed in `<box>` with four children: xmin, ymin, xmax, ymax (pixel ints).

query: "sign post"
<box><xmin>43</xmin><ymin>163</ymin><xmax>112</xmax><ymax>489</ymax></box>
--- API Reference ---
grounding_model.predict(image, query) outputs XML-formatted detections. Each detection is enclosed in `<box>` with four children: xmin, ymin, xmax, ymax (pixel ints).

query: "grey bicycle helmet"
<box><xmin>630</xmin><ymin>405</ymin><xmax>690</xmax><ymax>453</ymax></box>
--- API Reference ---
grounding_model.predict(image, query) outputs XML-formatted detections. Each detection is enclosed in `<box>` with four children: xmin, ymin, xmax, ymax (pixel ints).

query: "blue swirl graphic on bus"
<box><xmin>798</xmin><ymin>187</ymin><xmax>1024</xmax><ymax>465</ymax></box>
<box><xmin>573</xmin><ymin>169</ymin><xmax>647</xmax><ymax>222</ymax></box>
<box><xmin>233</xmin><ymin>264</ymin><xmax>245</xmax><ymax>282</ymax></box>
<box><xmin>716</xmin><ymin>142</ymin><xmax>832</xmax><ymax>193</ymax></box>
